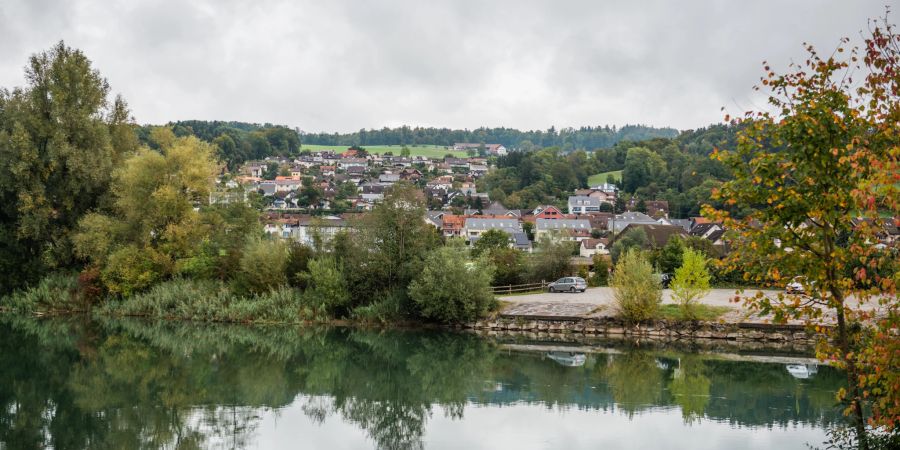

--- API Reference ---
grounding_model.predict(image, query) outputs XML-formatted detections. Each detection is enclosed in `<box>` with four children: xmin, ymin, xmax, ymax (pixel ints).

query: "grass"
<box><xmin>301</xmin><ymin>144</ymin><xmax>459</xmax><ymax>159</ymax></box>
<box><xmin>657</xmin><ymin>304</ymin><xmax>732</xmax><ymax>321</ymax></box>
<box><xmin>587</xmin><ymin>170</ymin><xmax>622</xmax><ymax>186</ymax></box>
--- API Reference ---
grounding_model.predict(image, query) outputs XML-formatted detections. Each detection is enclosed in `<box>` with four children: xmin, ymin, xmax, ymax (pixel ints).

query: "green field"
<box><xmin>300</xmin><ymin>144</ymin><xmax>459</xmax><ymax>159</ymax></box>
<box><xmin>588</xmin><ymin>170</ymin><xmax>622</xmax><ymax>186</ymax></box>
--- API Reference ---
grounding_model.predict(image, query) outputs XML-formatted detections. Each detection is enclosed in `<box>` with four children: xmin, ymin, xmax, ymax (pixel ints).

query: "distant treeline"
<box><xmin>138</xmin><ymin>120</ymin><xmax>301</xmax><ymax>169</ymax></box>
<box><xmin>300</xmin><ymin>124</ymin><xmax>680</xmax><ymax>150</ymax></box>
<box><xmin>141</xmin><ymin>121</ymin><xmax>683</xmax><ymax>169</ymax></box>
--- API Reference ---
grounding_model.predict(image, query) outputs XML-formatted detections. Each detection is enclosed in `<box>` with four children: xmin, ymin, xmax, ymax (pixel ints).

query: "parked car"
<box><xmin>548</xmin><ymin>277</ymin><xmax>587</xmax><ymax>293</ymax></box>
<box><xmin>786</xmin><ymin>276</ymin><xmax>814</xmax><ymax>295</ymax></box>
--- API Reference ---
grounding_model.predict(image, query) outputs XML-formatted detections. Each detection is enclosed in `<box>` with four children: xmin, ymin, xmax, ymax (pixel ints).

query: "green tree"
<box><xmin>304</xmin><ymin>256</ymin><xmax>350</xmax><ymax>317</ymax></box>
<box><xmin>0</xmin><ymin>42</ymin><xmax>131</xmax><ymax>293</ymax></box>
<box><xmin>262</xmin><ymin>162</ymin><xmax>278</xmax><ymax>180</ymax></box>
<box><xmin>528</xmin><ymin>234</ymin><xmax>573</xmax><ymax>282</ymax></box>
<box><xmin>610</xmin><ymin>227</ymin><xmax>649</xmax><ymax>263</ymax></box>
<box><xmin>652</xmin><ymin>236</ymin><xmax>684</xmax><ymax>274</ymax></box>
<box><xmin>73</xmin><ymin>136</ymin><xmax>217</xmax><ymax>294</ymax></box>
<box><xmin>234</xmin><ymin>238</ymin><xmax>289</xmax><ymax>295</ymax></box>
<box><xmin>611</xmin><ymin>249</ymin><xmax>661</xmax><ymax>321</ymax></box>
<box><xmin>349</xmin><ymin>183</ymin><xmax>440</xmax><ymax>304</ymax></box>
<box><xmin>670</xmin><ymin>248</ymin><xmax>711</xmax><ymax>319</ymax></box>
<box><xmin>704</xmin><ymin>18</ymin><xmax>900</xmax><ymax>445</ymax></box>
<box><xmin>472</xmin><ymin>229</ymin><xmax>510</xmax><ymax>257</ymax></box>
<box><xmin>622</xmin><ymin>147</ymin><xmax>666</xmax><ymax>193</ymax></box>
<box><xmin>400</xmin><ymin>145</ymin><xmax>411</xmax><ymax>157</ymax></box>
<box><xmin>408</xmin><ymin>245</ymin><xmax>495</xmax><ymax>323</ymax></box>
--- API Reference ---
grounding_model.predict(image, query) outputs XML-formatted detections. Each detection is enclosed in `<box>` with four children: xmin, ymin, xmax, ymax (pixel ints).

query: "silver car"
<box><xmin>548</xmin><ymin>277</ymin><xmax>587</xmax><ymax>293</ymax></box>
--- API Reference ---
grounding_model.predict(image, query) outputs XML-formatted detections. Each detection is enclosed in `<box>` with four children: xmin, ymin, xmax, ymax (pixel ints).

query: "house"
<box><xmin>535</xmin><ymin>218</ymin><xmax>592</xmax><ymax>241</ymax></box>
<box><xmin>645</xmin><ymin>200</ymin><xmax>670</xmax><ymax>219</ymax></box>
<box><xmin>338</xmin><ymin>158</ymin><xmax>368</xmax><ymax>170</ymax></box>
<box><xmin>468</xmin><ymin>230</ymin><xmax>532</xmax><ymax>251</ymax></box>
<box><xmin>664</xmin><ymin>218</ymin><xmax>693</xmax><ymax>233</ymax></box>
<box><xmin>379</xmin><ymin>173</ymin><xmax>401</xmax><ymax>184</ymax></box>
<box><xmin>576</xmin><ymin>212</ymin><xmax>613</xmax><ymax>231</ymax></box>
<box><xmin>568</xmin><ymin>196</ymin><xmax>602</xmax><ymax>214</ymax></box>
<box><xmin>439</xmin><ymin>214</ymin><xmax>467</xmax><ymax>237</ymax></box>
<box><xmin>690</xmin><ymin>222</ymin><xmax>724</xmax><ymax>240</ymax></box>
<box><xmin>469</xmin><ymin>164</ymin><xmax>489</xmax><ymax>176</ymax></box>
<box><xmin>579</xmin><ymin>238</ymin><xmax>609</xmax><ymax>258</ymax></box>
<box><xmin>292</xmin><ymin>215</ymin><xmax>353</xmax><ymax>245</ymax></box>
<box><xmin>610</xmin><ymin>211</ymin><xmax>658</xmax><ymax>234</ymax></box>
<box><xmin>425</xmin><ymin>176</ymin><xmax>454</xmax><ymax>192</ymax></box>
<box><xmin>425</xmin><ymin>211</ymin><xmax>445</xmax><ymax>229</ymax></box>
<box><xmin>452</xmin><ymin>143</ymin><xmax>508</xmax><ymax>156</ymax></box>
<box><xmin>531</xmin><ymin>205</ymin><xmax>566</xmax><ymax>221</ymax></box>
<box><xmin>463</xmin><ymin>217</ymin><xmax>523</xmax><ymax>238</ymax></box>
<box><xmin>399</xmin><ymin>168</ymin><xmax>422</xmax><ymax>181</ymax></box>
<box><xmin>590</xmin><ymin>182</ymin><xmax>618</xmax><ymax>194</ymax></box>
<box><xmin>614</xmin><ymin>223</ymin><xmax>689</xmax><ymax>248</ymax></box>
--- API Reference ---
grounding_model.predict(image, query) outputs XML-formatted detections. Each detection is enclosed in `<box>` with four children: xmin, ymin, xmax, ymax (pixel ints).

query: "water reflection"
<box><xmin>0</xmin><ymin>317</ymin><xmax>844</xmax><ymax>450</ymax></box>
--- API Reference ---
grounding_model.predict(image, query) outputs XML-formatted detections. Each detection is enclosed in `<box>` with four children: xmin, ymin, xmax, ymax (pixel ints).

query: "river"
<box><xmin>0</xmin><ymin>317</ymin><xmax>843</xmax><ymax>449</ymax></box>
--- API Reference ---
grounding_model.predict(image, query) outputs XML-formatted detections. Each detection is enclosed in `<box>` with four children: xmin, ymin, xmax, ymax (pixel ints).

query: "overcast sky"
<box><xmin>0</xmin><ymin>0</ymin><xmax>890</xmax><ymax>132</ymax></box>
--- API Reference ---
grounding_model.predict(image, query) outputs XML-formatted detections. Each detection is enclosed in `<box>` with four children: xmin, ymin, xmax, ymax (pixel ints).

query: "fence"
<box><xmin>491</xmin><ymin>281</ymin><xmax>547</xmax><ymax>295</ymax></box>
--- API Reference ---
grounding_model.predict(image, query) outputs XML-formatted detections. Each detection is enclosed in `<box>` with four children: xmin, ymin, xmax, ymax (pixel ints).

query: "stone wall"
<box><xmin>462</xmin><ymin>316</ymin><xmax>825</xmax><ymax>352</ymax></box>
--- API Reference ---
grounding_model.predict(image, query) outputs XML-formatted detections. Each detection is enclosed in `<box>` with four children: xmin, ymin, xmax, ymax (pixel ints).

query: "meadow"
<box><xmin>301</xmin><ymin>144</ymin><xmax>460</xmax><ymax>159</ymax></box>
<box><xmin>588</xmin><ymin>169</ymin><xmax>622</xmax><ymax>186</ymax></box>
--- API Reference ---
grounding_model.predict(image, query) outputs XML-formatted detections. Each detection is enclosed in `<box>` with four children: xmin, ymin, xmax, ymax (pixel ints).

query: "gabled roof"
<box><xmin>535</xmin><ymin>218</ymin><xmax>591</xmax><ymax>230</ymax></box>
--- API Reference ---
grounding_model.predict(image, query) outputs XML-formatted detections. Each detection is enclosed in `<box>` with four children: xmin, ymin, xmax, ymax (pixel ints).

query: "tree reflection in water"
<box><xmin>0</xmin><ymin>317</ymin><xmax>846</xmax><ymax>450</ymax></box>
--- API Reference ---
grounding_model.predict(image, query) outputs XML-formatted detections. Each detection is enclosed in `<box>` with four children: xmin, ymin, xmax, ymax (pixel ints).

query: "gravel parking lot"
<box><xmin>499</xmin><ymin>287</ymin><xmax>781</xmax><ymax>309</ymax></box>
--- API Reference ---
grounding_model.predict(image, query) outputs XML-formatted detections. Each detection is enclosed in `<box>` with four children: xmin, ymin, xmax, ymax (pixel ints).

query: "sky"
<box><xmin>0</xmin><ymin>0</ymin><xmax>890</xmax><ymax>133</ymax></box>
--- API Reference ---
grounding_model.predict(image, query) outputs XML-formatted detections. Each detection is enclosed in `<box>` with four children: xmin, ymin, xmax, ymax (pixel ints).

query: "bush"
<box><xmin>528</xmin><ymin>235</ymin><xmax>573</xmax><ymax>282</ymax></box>
<box><xmin>234</xmin><ymin>237</ymin><xmax>288</xmax><ymax>294</ymax></box>
<box><xmin>303</xmin><ymin>256</ymin><xmax>350</xmax><ymax>317</ymax></box>
<box><xmin>670</xmin><ymin>248</ymin><xmax>711</xmax><ymax>319</ymax></box>
<box><xmin>285</xmin><ymin>241</ymin><xmax>314</xmax><ymax>288</ymax></box>
<box><xmin>77</xmin><ymin>266</ymin><xmax>104</xmax><ymax>305</ymax></box>
<box><xmin>611</xmin><ymin>249</ymin><xmax>661</xmax><ymax>321</ymax></box>
<box><xmin>101</xmin><ymin>245</ymin><xmax>167</xmax><ymax>296</ymax></box>
<box><xmin>591</xmin><ymin>255</ymin><xmax>610</xmax><ymax>287</ymax></box>
<box><xmin>409</xmin><ymin>246</ymin><xmax>496</xmax><ymax>323</ymax></box>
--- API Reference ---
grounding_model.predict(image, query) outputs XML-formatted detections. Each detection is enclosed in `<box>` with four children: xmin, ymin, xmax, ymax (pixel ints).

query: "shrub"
<box><xmin>590</xmin><ymin>255</ymin><xmax>610</xmax><ymax>287</ymax></box>
<box><xmin>611</xmin><ymin>249</ymin><xmax>661</xmax><ymax>321</ymax></box>
<box><xmin>285</xmin><ymin>241</ymin><xmax>314</xmax><ymax>288</ymax></box>
<box><xmin>409</xmin><ymin>246</ymin><xmax>495</xmax><ymax>324</ymax></box>
<box><xmin>234</xmin><ymin>237</ymin><xmax>288</xmax><ymax>294</ymax></box>
<box><xmin>101</xmin><ymin>245</ymin><xmax>167</xmax><ymax>296</ymax></box>
<box><xmin>670</xmin><ymin>248</ymin><xmax>711</xmax><ymax>319</ymax></box>
<box><xmin>77</xmin><ymin>266</ymin><xmax>104</xmax><ymax>305</ymax></box>
<box><xmin>528</xmin><ymin>235</ymin><xmax>573</xmax><ymax>282</ymax></box>
<box><xmin>303</xmin><ymin>256</ymin><xmax>350</xmax><ymax>317</ymax></box>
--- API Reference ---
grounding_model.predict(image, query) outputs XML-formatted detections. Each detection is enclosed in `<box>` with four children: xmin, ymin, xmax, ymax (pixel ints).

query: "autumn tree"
<box><xmin>704</xmin><ymin>14</ymin><xmax>899</xmax><ymax>447</ymax></box>
<box><xmin>73</xmin><ymin>135</ymin><xmax>218</xmax><ymax>295</ymax></box>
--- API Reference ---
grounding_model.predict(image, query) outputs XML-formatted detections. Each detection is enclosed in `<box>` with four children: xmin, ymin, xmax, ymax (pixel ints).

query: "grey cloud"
<box><xmin>0</xmin><ymin>0</ymin><xmax>889</xmax><ymax>132</ymax></box>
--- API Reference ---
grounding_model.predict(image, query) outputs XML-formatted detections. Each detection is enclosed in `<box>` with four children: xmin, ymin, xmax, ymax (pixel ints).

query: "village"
<box><xmin>217</xmin><ymin>145</ymin><xmax>760</xmax><ymax>274</ymax></box>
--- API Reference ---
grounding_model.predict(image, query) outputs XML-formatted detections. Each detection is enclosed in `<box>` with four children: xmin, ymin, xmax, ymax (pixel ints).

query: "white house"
<box><xmin>567</xmin><ymin>196</ymin><xmax>602</xmax><ymax>214</ymax></box>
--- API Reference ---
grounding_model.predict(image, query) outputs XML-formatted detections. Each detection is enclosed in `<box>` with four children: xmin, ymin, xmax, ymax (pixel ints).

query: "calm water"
<box><xmin>0</xmin><ymin>317</ymin><xmax>844</xmax><ymax>450</ymax></box>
